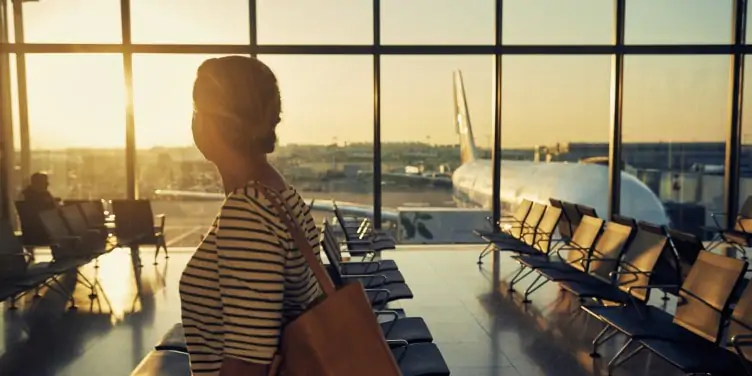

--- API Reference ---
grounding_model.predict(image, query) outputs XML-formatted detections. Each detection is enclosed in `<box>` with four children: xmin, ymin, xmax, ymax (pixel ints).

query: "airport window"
<box><xmin>739</xmin><ymin>63</ymin><xmax>752</xmax><ymax>210</ymax></box>
<box><xmin>625</xmin><ymin>0</ymin><xmax>733</xmax><ymax>45</ymax></box>
<box><xmin>1</xmin><ymin>0</ymin><xmax>750</xmax><ymax>239</ymax></box>
<box><xmin>7</xmin><ymin>54</ymin><xmax>20</xmax><ymax>155</ymax></box>
<box><xmin>20</xmin><ymin>0</ymin><xmax>122</xmax><ymax>44</ymax></box>
<box><xmin>24</xmin><ymin>54</ymin><xmax>127</xmax><ymax>200</ymax></box>
<box><xmin>1</xmin><ymin>53</ymin><xmax>21</xmax><ymax>205</ymax></box>
<box><xmin>747</xmin><ymin>4</ymin><xmax>752</xmax><ymax>43</ymax></box>
<box><xmin>8</xmin><ymin>54</ymin><xmax>20</xmax><ymax>198</ymax></box>
<box><xmin>130</xmin><ymin>0</ymin><xmax>250</xmax><ymax>45</ymax></box>
<box><xmin>257</xmin><ymin>0</ymin><xmax>372</xmax><ymax>45</ymax></box>
<box><xmin>381</xmin><ymin>55</ymin><xmax>493</xmax><ymax>241</ymax></box>
<box><xmin>501</xmin><ymin>55</ymin><xmax>611</xmax><ymax>218</ymax></box>
<box><xmin>380</xmin><ymin>0</ymin><xmax>495</xmax><ymax>45</ymax></box>
<box><xmin>621</xmin><ymin>55</ymin><xmax>730</xmax><ymax>236</ymax></box>
<box><xmin>258</xmin><ymin>54</ymin><xmax>374</xmax><ymax>221</ymax></box>
<box><xmin>4</xmin><ymin>0</ymin><xmax>15</xmax><ymax>43</ymax></box>
<box><xmin>502</xmin><ymin>0</ymin><xmax>613</xmax><ymax>45</ymax></box>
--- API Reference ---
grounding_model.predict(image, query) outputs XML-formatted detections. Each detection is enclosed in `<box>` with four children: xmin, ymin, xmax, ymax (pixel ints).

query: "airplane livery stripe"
<box><xmin>179</xmin><ymin>183</ymin><xmax>322</xmax><ymax>375</ymax></box>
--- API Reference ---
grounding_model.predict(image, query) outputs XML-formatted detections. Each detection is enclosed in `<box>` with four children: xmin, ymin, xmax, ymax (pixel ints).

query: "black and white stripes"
<box><xmin>179</xmin><ymin>184</ymin><xmax>322</xmax><ymax>375</ymax></box>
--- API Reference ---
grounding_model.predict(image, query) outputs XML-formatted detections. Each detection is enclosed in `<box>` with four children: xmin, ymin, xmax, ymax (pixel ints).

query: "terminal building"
<box><xmin>1</xmin><ymin>1</ymin><xmax>752</xmax><ymax>376</ymax></box>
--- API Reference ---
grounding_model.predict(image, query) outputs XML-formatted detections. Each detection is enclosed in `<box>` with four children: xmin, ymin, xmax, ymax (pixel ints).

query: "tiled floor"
<box><xmin>0</xmin><ymin>244</ymin><xmax>691</xmax><ymax>376</ymax></box>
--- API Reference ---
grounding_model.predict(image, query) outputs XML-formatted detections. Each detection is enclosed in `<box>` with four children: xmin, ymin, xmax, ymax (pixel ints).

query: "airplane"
<box><xmin>153</xmin><ymin>70</ymin><xmax>670</xmax><ymax>229</ymax></box>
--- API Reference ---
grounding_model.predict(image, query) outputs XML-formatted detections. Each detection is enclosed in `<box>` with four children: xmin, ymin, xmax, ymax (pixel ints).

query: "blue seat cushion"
<box><xmin>583</xmin><ymin>305</ymin><xmax>696</xmax><ymax>342</ymax></box>
<box><xmin>391</xmin><ymin>343</ymin><xmax>450</xmax><ymax>376</ymax></box>
<box><xmin>341</xmin><ymin>260</ymin><xmax>398</xmax><ymax>274</ymax></box>
<box><xmin>514</xmin><ymin>255</ymin><xmax>569</xmax><ymax>271</ymax></box>
<box><xmin>382</xmin><ymin>317</ymin><xmax>433</xmax><ymax>343</ymax></box>
<box><xmin>366</xmin><ymin>283</ymin><xmax>413</xmax><ymax>306</ymax></box>
<box><xmin>558</xmin><ymin>280</ymin><xmax>630</xmax><ymax>303</ymax></box>
<box><xmin>639</xmin><ymin>336</ymin><xmax>748</xmax><ymax>375</ymax></box>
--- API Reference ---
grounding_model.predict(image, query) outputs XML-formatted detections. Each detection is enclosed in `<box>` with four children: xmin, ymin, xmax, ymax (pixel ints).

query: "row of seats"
<box><xmin>0</xmin><ymin>202</ymin><xmax>116</xmax><ymax>312</ymax></box>
<box><xmin>131</xmin><ymin>207</ymin><xmax>451</xmax><ymax>376</ymax></box>
<box><xmin>703</xmin><ymin>195</ymin><xmax>752</xmax><ymax>259</ymax></box>
<box><xmin>17</xmin><ymin>199</ymin><xmax>169</xmax><ymax>265</ymax></box>
<box><xmin>476</xmin><ymin>198</ymin><xmax>752</xmax><ymax>375</ymax></box>
<box><xmin>0</xmin><ymin>198</ymin><xmax>171</xmax><ymax>313</ymax></box>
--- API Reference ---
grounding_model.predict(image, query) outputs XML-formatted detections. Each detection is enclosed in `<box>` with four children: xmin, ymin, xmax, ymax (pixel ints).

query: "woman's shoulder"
<box><xmin>225</xmin><ymin>181</ymin><xmax>302</xmax><ymax>209</ymax></box>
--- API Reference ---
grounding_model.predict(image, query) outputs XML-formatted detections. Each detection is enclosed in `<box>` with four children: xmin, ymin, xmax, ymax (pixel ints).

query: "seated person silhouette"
<box><xmin>17</xmin><ymin>172</ymin><xmax>60</xmax><ymax>259</ymax></box>
<box><xmin>19</xmin><ymin>172</ymin><xmax>59</xmax><ymax>213</ymax></box>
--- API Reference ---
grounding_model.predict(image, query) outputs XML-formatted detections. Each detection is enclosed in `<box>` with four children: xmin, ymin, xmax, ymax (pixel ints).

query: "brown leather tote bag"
<box><xmin>257</xmin><ymin>184</ymin><xmax>402</xmax><ymax>376</ymax></box>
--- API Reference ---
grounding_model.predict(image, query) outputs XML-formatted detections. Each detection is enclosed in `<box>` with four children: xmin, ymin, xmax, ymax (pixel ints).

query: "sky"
<box><xmin>4</xmin><ymin>0</ymin><xmax>749</xmax><ymax>150</ymax></box>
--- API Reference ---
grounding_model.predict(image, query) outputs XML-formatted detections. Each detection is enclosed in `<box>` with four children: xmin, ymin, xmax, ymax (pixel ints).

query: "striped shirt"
<box><xmin>178</xmin><ymin>183</ymin><xmax>322</xmax><ymax>375</ymax></box>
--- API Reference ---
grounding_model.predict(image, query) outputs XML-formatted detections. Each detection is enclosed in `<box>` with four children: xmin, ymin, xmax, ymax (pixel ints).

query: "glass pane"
<box><xmin>381</xmin><ymin>0</ymin><xmax>494</xmax><ymax>45</ymax></box>
<box><xmin>622</xmin><ymin>55</ymin><xmax>729</xmax><ymax>238</ymax></box>
<box><xmin>260</xmin><ymin>55</ymin><xmax>374</xmax><ymax>226</ymax></box>
<box><xmin>8</xmin><ymin>54</ymin><xmax>20</xmax><ymax>198</ymax></box>
<box><xmin>22</xmin><ymin>0</ymin><xmax>122</xmax><ymax>44</ymax></box>
<box><xmin>131</xmin><ymin>0</ymin><xmax>250</xmax><ymax>45</ymax></box>
<box><xmin>1</xmin><ymin>53</ymin><xmax>20</xmax><ymax>222</ymax></box>
<box><xmin>5</xmin><ymin>0</ymin><xmax>15</xmax><ymax>43</ymax></box>
<box><xmin>382</xmin><ymin>56</ymin><xmax>493</xmax><ymax>242</ymax></box>
<box><xmin>739</xmin><ymin>64</ymin><xmax>752</xmax><ymax>215</ymax></box>
<box><xmin>501</xmin><ymin>56</ymin><xmax>613</xmax><ymax>220</ymax></box>
<box><xmin>625</xmin><ymin>0</ymin><xmax>733</xmax><ymax>45</ymax></box>
<box><xmin>257</xmin><ymin>0</ymin><xmax>372</xmax><ymax>44</ymax></box>
<box><xmin>503</xmin><ymin>0</ymin><xmax>612</xmax><ymax>45</ymax></box>
<box><xmin>25</xmin><ymin>54</ymin><xmax>126</xmax><ymax>200</ymax></box>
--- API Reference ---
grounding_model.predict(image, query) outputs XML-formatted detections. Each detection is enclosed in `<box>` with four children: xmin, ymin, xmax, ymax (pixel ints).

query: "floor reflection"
<box><xmin>0</xmin><ymin>245</ymin><xmax>696</xmax><ymax>376</ymax></box>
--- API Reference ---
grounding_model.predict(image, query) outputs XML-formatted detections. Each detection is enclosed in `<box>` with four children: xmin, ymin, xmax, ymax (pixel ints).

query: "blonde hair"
<box><xmin>192</xmin><ymin>56</ymin><xmax>281</xmax><ymax>153</ymax></box>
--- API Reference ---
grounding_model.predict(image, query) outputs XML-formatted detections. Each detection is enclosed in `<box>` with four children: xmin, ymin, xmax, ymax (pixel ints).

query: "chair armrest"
<box><xmin>363</xmin><ymin>288</ymin><xmax>391</xmax><ymax>309</ymax></box>
<box><xmin>341</xmin><ymin>260</ymin><xmax>384</xmax><ymax>274</ymax></box>
<box><xmin>375</xmin><ymin>310</ymin><xmax>401</xmax><ymax>321</ymax></box>
<box><xmin>554</xmin><ymin>244</ymin><xmax>587</xmax><ymax>261</ymax></box>
<box><xmin>581</xmin><ymin>256</ymin><xmax>620</xmax><ymax>263</ymax></box>
<box><xmin>375</xmin><ymin>310</ymin><xmax>401</xmax><ymax>336</ymax></box>
<box><xmin>609</xmin><ymin>269</ymin><xmax>652</xmax><ymax>280</ymax></box>
<box><xmin>386</xmin><ymin>339</ymin><xmax>409</xmax><ymax>347</ymax></box>
<box><xmin>343</xmin><ymin>274</ymin><xmax>388</xmax><ymax>288</ymax></box>
<box><xmin>343</xmin><ymin>239</ymin><xmax>372</xmax><ymax>245</ymax></box>
<box><xmin>627</xmin><ymin>284</ymin><xmax>680</xmax><ymax>317</ymax></box>
<box><xmin>731</xmin><ymin>333</ymin><xmax>752</xmax><ymax>363</ymax></box>
<box><xmin>386</xmin><ymin>339</ymin><xmax>410</xmax><ymax>360</ymax></box>
<box><xmin>627</xmin><ymin>284</ymin><xmax>679</xmax><ymax>294</ymax></box>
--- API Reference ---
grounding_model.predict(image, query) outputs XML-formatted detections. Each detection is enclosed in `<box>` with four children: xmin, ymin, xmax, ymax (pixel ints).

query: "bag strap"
<box><xmin>252</xmin><ymin>183</ymin><xmax>336</xmax><ymax>296</ymax></box>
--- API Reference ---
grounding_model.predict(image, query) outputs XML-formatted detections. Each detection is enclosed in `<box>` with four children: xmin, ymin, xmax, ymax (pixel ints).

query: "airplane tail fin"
<box><xmin>453</xmin><ymin>70</ymin><xmax>478</xmax><ymax>165</ymax></box>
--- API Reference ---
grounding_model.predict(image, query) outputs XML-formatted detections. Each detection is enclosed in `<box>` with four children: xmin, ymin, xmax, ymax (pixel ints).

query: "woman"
<box><xmin>179</xmin><ymin>56</ymin><xmax>323</xmax><ymax>376</ymax></box>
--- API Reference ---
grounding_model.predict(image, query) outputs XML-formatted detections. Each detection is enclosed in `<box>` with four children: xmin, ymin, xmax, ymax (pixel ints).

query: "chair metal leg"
<box><xmin>607</xmin><ymin>338</ymin><xmax>645</xmax><ymax>375</ymax></box>
<box><xmin>477</xmin><ymin>244</ymin><xmax>493</xmax><ymax>265</ymax></box>
<box><xmin>508</xmin><ymin>265</ymin><xmax>533</xmax><ymax>293</ymax></box>
<box><xmin>523</xmin><ymin>274</ymin><xmax>548</xmax><ymax>303</ymax></box>
<box><xmin>590</xmin><ymin>325</ymin><xmax>618</xmax><ymax>358</ymax></box>
<box><xmin>734</xmin><ymin>244</ymin><xmax>748</xmax><ymax>260</ymax></box>
<box><xmin>48</xmin><ymin>277</ymin><xmax>77</xmax><ymax>311</ymax></box>
<box><xmin>704</xmin><ymin>235</ymin><xmax>724</xmax><ymax>251</ymax></box>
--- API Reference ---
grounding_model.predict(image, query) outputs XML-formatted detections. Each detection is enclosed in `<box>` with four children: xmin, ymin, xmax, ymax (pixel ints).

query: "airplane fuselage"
<box><xmin>451</xmin><ymin>159</ymin><xmax>671</xmax><ymax>225</ymax></box>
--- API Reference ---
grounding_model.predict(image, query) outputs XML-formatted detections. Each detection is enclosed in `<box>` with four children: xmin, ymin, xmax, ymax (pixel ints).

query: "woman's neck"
<box><xmin>218</xmin><ymin>155</ymin><xmax>269</xmax><ymax>195</ymax></box>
